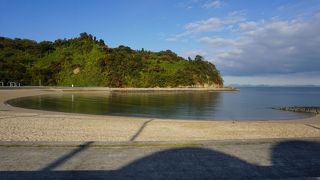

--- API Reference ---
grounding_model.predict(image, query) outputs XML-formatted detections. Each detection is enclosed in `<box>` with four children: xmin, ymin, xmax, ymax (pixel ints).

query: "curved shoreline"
<box><xmin>3</xmin><ymin>88</ymin><xmax>315</xmax><ymax>122</ymax></box>
<box><xmin>0</xmin><ymin>86</ymin><xmax>239</xmax><ymax>92</ymax></box>
<box><xmin>0</xmin><ymin>89</ymin><xmax>319</xmax><ymax>142</ymax></box>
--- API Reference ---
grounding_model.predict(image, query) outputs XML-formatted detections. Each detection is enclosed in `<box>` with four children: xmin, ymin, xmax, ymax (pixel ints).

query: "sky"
<box><xmin>1</xmin><ymin>0</ymin><xmax>320</xmax><ymax>86</ymax></box>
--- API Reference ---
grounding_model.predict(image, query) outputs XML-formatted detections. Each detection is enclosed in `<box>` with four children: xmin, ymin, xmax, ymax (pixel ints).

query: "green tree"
<box><xmin>0</xmin><ymin>33</ymin><xmax>223</xmax><ymax>87</ymax></box>
<box><xmin>194</xmin><ymin>55</ymin><xmax>204</xmax><ymax>61</ymax></box>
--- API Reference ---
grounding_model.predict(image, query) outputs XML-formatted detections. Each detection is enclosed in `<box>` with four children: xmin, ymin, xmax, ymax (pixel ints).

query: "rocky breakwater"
<box><xmin>272</xmin><ymin>106</ymin><xmax>320</xmax><ymax>114</ymax></box>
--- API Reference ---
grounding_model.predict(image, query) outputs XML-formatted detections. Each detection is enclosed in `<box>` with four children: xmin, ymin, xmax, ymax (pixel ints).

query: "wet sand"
<box><xmin>0</xmin><ymin>89</ymin><xmax>319</xmax><ymax>142</ymax></box>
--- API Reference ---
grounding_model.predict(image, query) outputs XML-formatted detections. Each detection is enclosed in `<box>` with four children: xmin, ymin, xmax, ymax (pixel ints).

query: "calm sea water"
<box><xmin>7</xmin><ymin>87</ymin><xmax>320</xmax><ymax>121</ymax></box>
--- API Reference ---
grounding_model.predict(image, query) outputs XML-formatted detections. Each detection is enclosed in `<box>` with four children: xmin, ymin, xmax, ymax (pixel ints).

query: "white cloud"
<box><xmin>223</xmin><ymin>11</ymin><xmax>246</xmax><ymax>24</ymax></box>
<box><xmin>178</xmin><ymin>0</ymin><xmax>223</xmax><ymax>10</ymax></box>
<box><xmin>203</xmin><ymin>0</ymin><xmax>222</xmax><ymax>9</ymax></box>
<box><xmin>166</xmin><ymin>11</ymin><xmax>246</xmax><ymax>41</ymax></box>
<box><xmin>185</xmin><ymin>17</ymin><xmax>222</xmax><ymax>33</ymax></box>
<box><xmin>239</xmin><ymin>21</ymin><xmax>258</xmax><ymax>31</ymax></box>
<box><xmin>198</xmin><ymin>37</ymin><xmax>236</xmax><ymax>46</ymax></box>
<box><xmin>171</xmin><ymin>3</ymin><xmax>320</xmax><ymax>84</ymax></box>
<box><xmin>214</xmin><ymin>14</ymin><xmax>320</xmax><ymax>76</ymax></box>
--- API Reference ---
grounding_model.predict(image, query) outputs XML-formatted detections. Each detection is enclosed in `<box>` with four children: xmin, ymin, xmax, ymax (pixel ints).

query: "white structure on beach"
<box><xmin>7</xmin><ymin>82</ymin><xmax>20</xmax><ymax>87</ymax></box>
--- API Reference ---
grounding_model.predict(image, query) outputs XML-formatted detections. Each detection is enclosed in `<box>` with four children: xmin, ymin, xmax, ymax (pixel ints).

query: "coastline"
<box><xmin>0</xmin><ymin>86</ymin><xmax>239</xmax><ymax>92</ymax></box>
<box><xmin>0</xmin><ymin>88</ymin><xmax>319</xmax><ymax>142</ymax></box>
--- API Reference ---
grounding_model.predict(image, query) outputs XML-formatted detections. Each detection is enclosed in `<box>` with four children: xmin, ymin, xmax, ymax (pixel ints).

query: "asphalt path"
<box><xmin>0</xmin><ymin>138</ymin><xmax>320</xmax><ymax>179</ymax></box>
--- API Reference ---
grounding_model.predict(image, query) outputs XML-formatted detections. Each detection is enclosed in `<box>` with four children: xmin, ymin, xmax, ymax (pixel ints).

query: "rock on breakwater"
<box><xmin>272</xmin><ymin>106</ymin><xmax>320</xmax><ymax>114</ymax></box>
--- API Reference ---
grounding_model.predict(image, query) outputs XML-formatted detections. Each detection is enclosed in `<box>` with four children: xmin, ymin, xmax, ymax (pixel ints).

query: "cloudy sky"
<box><xmin>1</xmin><ymin>0</ymin><xmax>320</xmax><ymax>85</ymax></box>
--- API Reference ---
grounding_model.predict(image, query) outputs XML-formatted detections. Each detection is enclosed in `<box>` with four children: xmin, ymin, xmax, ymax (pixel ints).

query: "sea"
<box><xmin>7</xmin><ymin>87</ymin><xmax>320</xmax><ymax>121</ymax></box>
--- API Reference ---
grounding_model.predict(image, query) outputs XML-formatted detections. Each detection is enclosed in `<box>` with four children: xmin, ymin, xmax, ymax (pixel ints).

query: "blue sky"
<box><xmin>1</xmin><ymin>0</ymin><xmax>320</xmax><ymax>85</ymax></box>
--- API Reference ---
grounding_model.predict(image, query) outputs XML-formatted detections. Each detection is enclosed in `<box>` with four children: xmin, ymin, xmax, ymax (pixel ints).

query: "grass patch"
<box><xmin>0</xmin><ymin>143</ymin><xmax>202</xmax><ymax>149</ymax></box>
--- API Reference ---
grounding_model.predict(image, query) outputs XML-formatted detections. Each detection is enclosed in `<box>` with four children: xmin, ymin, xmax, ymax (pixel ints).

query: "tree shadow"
<box><xmin>0</xmin><ymin>140</ymin><xmax>320</xmax><ymax>179</ymax></box>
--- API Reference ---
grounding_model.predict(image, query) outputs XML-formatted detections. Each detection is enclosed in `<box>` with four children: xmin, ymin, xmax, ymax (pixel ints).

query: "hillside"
<box><xmin>0</xmin><ymin>33</ymin><xmax>223</xmax><ymax>87</ymax></box>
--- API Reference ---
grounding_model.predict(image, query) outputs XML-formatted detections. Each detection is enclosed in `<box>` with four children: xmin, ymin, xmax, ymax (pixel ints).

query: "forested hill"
<box><xmin>0</xmin><ymin>33</ymin><xmax>223</xmax><ymax>88</ymax></box>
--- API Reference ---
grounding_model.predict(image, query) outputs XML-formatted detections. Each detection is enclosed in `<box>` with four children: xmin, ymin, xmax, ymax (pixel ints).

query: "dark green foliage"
<box><xmin>194</xmin><ymin>55</ymin><xmax>204</xmax><ymax>61</ymax></box>
<box><xmin>0</xmin><ymin>33</ymin><xmax>223</xmax><ymax>87</ymax></box>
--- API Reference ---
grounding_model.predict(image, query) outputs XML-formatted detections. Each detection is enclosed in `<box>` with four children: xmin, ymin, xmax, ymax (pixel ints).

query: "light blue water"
<box><xmin>7</xmin><ymin>87</ymin><xmax>320</xmax><ymax>120</ymax></box>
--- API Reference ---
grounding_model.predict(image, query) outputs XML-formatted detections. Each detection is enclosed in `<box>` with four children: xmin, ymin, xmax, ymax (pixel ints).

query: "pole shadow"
<box><xmin>130</xmin><ymin>119</ymin><xmax>153</xmax><ymax>141</ymax></box>
<box><xmin>41</xmin><ymin>141</ymin><xmax>94</xmax><ymax>171</ymax></box>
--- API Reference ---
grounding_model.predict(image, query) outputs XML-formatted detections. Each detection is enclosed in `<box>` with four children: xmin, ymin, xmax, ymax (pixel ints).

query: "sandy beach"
<box><xmin>0</xmin><ymin>88</ymin><xmax>319</xmax><ymax>142</ymax></box>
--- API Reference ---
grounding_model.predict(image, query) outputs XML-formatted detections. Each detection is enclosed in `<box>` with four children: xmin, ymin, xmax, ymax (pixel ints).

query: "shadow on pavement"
<box><xmin>41</xmin><ymin>141</ymin><xmax>94</xmax><ymax>171</ymax></box>
<box><xmin>0</xmin><ymin>140</ymin><xmax>320</xmax><ymax>179</ymax></box>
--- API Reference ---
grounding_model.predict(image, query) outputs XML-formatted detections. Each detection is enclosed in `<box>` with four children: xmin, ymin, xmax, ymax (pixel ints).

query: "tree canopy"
<box><xmin>0</xmin><ymin>33</ymin><xmax>223</xmax><ymax>87</ymax></box>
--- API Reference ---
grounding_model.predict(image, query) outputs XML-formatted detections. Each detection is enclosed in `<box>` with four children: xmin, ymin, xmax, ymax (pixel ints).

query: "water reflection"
<box><xmin>8</xmin><ymin>92</ymin><xmax>221</xmax><ymax>120</ymax></box>
<box><xmin>8</xmin><ymin>87</ymin><xmax>319</xmax><ymax>120</ymax></box>
<box><xmin>107</xmin><ymin>92</ymin><xmax>221</xmax><ymax>119</ymax></box>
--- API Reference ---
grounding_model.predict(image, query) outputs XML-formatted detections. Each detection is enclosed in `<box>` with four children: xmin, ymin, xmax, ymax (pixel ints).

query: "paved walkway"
<box><xmin>0</xmin><ymin>139</ymin><xmax>320</xmax><ymax>179</ymax></box>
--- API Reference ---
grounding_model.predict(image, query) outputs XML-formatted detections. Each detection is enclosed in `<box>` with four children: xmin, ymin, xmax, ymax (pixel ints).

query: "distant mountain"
<box><xmin>0</xmin><ymin>33</ymin><xmax>223</xmax><ymax>88</ymax></box>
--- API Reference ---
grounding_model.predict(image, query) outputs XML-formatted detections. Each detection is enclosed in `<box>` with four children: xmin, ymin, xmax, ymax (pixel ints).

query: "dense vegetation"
<box><xmin>0</xmin><ymin>33</ymin><xmax>223</xmax><ymax>87</ymax></box>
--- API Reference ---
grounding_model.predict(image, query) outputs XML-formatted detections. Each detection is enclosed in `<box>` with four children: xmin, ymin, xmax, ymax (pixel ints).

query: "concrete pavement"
<box><xmin>0</xmin><ymin>138</ymin><xmax>320</xmax><ymax>179</ymax></box>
